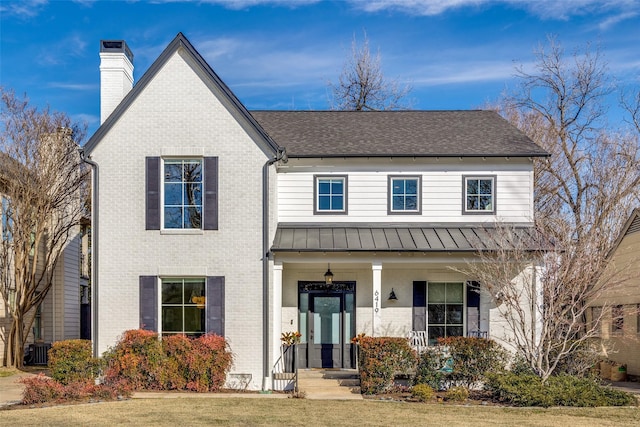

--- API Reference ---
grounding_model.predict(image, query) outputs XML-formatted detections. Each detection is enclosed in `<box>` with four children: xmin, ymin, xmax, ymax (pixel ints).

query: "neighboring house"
<box><xmin>83</xmin><ymin>33</ymin><xmax>548</xmax><ymax>390</ymax></box>
<box><xmin>0</xmin><ymin>165</ymin><xmax>86</xmax><ymax>366</ymax></box>
<box><xmin>589</xmin><ymin>208</ymin><xmax>640</xmax><ymax>376</ymax></box>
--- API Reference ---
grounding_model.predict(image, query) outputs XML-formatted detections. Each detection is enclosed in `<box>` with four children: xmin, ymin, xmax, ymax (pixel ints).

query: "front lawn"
<box><xmin>1</xmin><ymin>398</ymin><xmax>639</xmax><ymax>426</ymax></box>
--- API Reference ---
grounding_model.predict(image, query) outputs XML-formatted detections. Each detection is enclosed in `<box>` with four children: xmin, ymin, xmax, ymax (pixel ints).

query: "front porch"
<box><xmin>271</xmin><ymin>254</ymin><xmax>495</xmax><ymax>374</ymax></box>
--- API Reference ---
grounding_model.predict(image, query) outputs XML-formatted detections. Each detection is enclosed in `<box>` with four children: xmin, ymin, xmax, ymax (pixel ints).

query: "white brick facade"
<box><xmin>89</xmin><ymin>48</ymin><xmax>273</xmax><ymax>389</ymax></box>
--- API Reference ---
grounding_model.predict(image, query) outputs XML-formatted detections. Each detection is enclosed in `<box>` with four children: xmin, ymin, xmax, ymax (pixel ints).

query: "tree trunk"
<box><xmin>6</xmin><ymin>315</ymin><xmax>25</xmax><ymax>369</ymax></box>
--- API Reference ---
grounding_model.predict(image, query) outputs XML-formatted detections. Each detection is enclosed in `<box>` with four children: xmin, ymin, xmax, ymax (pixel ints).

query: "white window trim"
<box><xmin>425</xmin><ymin>281</ymin><xmax>466</xmax><ymax>343</ymax></box>
<box><xmin>159</xmin><ymin>277</ymin><xmax>207</xmax><ymax>336</ymax></box>
<box><xmin>161</xmin><ymin>157</ymin><xmax>204</xmax><ymax>231</ymax></box>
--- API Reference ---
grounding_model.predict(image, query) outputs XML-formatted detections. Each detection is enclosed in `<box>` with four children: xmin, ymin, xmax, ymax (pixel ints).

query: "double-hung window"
<box><xmin>161</xmin><ymin>278</ymin><xmax>206</xmax><ymax>337</ymax></box>
<box><xmin>389</xmin><ymin>176</ymin><xmax>421</xmax><ymax>214</ymax></box>
<box><xmin>413</xmin><ymin>281</ymin><xmax>465</xmax><ymax>345</ymax></box>
<box><xmin>463</xmin><ymin>176</ymin><xmax>496</xmax><ymax>214</ymax></box>
<box><xmin>427</xmin><ymin>282</ymin><xmax>464</xmax><ymax>344</ymax></box>
<box><xmin>164</xmin><ymin>159</ymin><xmax>202</xmax><ymax>229</ymax></box>
<box><xmin>145</xmin><ymin>156</ymin><xmax>218</xmax><ymax>231</ymax></box>
<box><xmin>314</xmin><ymin>175</ymin><xmax>347</xmax><ymax>214</ymax></box>
<box><xmin>139</xmin><ymin>275</ymin><xmax>225</xmax><ymax>336</ymax></box>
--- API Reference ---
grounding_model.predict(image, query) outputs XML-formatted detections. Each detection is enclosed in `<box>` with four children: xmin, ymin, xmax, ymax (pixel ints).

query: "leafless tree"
<box><xmin>469</xmin><ymin>37</ymin><xmax>640</xmax><ymax>381</ymax></box>
<box><xmin>329</xmin><ymin>32</ymin><xmax>412</xmax><ymax>111</ymax></box>
<box><xmin>0</xmin><ymin>88</ymin><xmax>88</xmax><ymax>368</ymax></box>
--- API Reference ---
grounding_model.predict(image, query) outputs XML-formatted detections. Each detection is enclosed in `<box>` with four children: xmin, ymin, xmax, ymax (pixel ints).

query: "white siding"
<box><xmin>277</xmin><ymin>159</ymin><xmax>534</xmax><ymax>224</ymax></box>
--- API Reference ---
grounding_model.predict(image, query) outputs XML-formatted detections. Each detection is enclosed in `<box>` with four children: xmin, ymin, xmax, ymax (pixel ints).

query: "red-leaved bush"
<box><xmin>20</xmin><ymin>374</ymin><xmax>131</xmax><ymax>405</ymax></box>
<box><xmin>103</xmin><ymin>330</ymin><xmax>233</xmax><ymax>392</ymax></box>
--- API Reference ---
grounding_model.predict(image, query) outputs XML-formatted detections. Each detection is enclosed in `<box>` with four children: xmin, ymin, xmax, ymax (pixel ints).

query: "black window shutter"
<box><xmin>139</xmin><ymin>276</ymin><xmax>158</xmax><ymax>331</ymax></box>
<box><xmin>466</xmin><ymin>281</ymin><xmax>481</xmax><ymax>334</ymax></box>
<box><xmin>203</xmin><ymin>157</ymin><xmax>218</xmax><ymax>230</ymax></box>
<box><xmin>206</xmin><ymin>276</ymin><xmax>225</xmax><ymax>336</ymax></box>
<box><xmin>145</xmin><ymin>157</ymin><xmax>161</xmax><ymax>230</ymax></box>
<box><xmin>412</xmin><ymin>281</ymin><xmax>427</xmax><ymax>331</ymax></box>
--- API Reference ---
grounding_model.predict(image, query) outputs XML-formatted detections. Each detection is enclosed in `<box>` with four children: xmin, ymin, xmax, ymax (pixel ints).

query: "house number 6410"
<box><xmin>374</xmin><ymin>290</ymin><xmax>380</xmax><ymax>313</ymax></box>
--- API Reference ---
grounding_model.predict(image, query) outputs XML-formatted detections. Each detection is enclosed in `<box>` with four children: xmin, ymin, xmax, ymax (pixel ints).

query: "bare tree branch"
<box><xmin>329</xmin><ymin>32</ymin><xmax>412</xmax><ymax>111</ymax></box>
<box><xmin>0</xmin><ymin>88</ymin><xmax>89</xmax><ymax>368</ymax></box>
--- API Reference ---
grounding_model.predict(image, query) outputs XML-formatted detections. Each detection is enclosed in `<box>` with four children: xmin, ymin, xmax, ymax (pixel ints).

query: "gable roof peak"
<box><xmin>85</xmin><ymin>32</ymin><xmax>278</xmax><ymax>156</ymax></box>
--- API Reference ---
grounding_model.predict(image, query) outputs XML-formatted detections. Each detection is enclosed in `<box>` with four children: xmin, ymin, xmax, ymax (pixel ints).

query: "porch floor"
<box><xmin>297</xmin><ymin>369</ymin><xmax>362</xmax><ymax>400</ymax></box>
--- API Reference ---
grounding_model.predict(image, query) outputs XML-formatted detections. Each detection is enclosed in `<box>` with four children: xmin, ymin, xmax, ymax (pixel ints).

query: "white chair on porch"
<box><xmin>408</xmin><ymin>330</ymin><xmax>428</xmax><ymax>353</ymax></box>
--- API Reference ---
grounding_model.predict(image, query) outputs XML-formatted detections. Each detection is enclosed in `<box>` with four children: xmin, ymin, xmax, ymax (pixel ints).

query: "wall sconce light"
<box><xmin>388</xmin><ymin>288</ymin><xmax>398</xmax><ymax>301</ymax></box>
<box><xmin>324</xmin><ymin>264</ymin><xmax>334</xmax><ymax>285</ymax></box>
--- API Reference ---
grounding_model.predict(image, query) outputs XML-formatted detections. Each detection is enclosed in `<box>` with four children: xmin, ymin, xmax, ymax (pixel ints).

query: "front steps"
<box><xmin>296</xmin><ymin>369</ymin><xmax>363</xmax><ymax>400</ymax></box>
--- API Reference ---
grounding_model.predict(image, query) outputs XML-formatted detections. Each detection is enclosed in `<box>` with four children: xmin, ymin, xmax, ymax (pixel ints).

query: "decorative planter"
<box><xmin>282</xmin><ymin>344</ymin><xmax>297</xmax><ymax>373</ymax></box>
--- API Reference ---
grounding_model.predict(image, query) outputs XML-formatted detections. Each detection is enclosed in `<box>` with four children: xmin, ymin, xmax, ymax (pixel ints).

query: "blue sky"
<box><xmin>1</xmin><ymin>0</ymin><xmax>639</xmax><ymax>138</ymax></box>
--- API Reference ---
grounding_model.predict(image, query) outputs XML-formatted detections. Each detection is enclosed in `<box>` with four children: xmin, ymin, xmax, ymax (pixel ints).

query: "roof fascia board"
<box><xmin>285</xmin><ymin>153</ymin><xmax>550</xmax><ymax>159</ymax></box>
<box><xmin>606</xmin><ymin>207</ymin><xmax>640</xmax><ymax>259</ymax></box>
<box><xmin>85</xmin><ymin>33</ymin><xmax>279</xmax><ymax>156</ymax></box>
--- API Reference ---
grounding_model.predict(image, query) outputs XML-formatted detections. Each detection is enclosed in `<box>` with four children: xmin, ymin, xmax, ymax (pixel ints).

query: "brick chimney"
<box><xmin>99</xmin><ymin>40</ymin><xmax>134</xmax><ymax>124</ymax></box>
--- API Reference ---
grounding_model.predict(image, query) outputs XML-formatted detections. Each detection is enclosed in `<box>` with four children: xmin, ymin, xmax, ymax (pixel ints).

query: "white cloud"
<box><xmin>72</xmin><ymin>113</ymin><xmax>99</xmax><ymax>126</ymax></box>
<box><xmin>48</xmin><ymin>83</ymin><xmax>97</xmax><ymax>91</ymax></box>
<box><xmin>597</xmin><ymin>10</ymin><xmax>639</xmax><ymax>30</ymax></box>
<box><xmin>0</xmin><ymin>0</ymin><xmax>48</xmax><ymax>18</ymax></box>
<box><xmin>149</xmin><ymin>0</ymin><xmax>319</xmax><ymax>9</ymax></box>
<box><xmin>347</xmin><ymin>0</ymin><xmax>640</xmax><ymax>20</ymax></box>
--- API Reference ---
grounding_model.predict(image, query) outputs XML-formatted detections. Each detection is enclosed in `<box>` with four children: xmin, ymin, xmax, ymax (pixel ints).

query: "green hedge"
<box><xmin>414</xmin><ymin>337</ymin><xmax>507</xmax><ymax>390</ymax></box>
<box><xmin>485</xmin><ymin>372</ymin><xmax>636</xmax><ymax>407</ymax></box>
<box><xmin>358</xmin><ymin>336</ymin><xmax>416</xmax><ymax>394</ymax></box>
<box><xmin>48</xmin><ymin>340</ymin><xmax>102</xmax><ymax>385</ymax></box>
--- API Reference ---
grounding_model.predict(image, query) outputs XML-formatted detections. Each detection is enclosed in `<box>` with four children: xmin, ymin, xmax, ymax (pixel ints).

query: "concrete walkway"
<box><xmin>0</xmin><ymin>370</ymin><xmax>43</xmax><ymax>407</ymax></box>
<box><xmin>297</xmin><ymin>369</ymin><xmax>363</xmax><ymax>400</ymax></box>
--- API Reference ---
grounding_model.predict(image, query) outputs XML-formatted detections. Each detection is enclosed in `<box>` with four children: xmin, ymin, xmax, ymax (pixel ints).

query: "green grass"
<box><xmin>1</xmin><ymin>398</ymin><xmax>639</xmax><ymax>426</ymax></box>
<box><xmin>0</xmin><ymin>368</ymin><xmax>18</xmax><ymax>378</ymax></box>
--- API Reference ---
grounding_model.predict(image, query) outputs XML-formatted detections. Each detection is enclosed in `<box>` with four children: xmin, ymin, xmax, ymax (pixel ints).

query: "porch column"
<box><xmin>272</xmin><ymin>262</ymin><xmax>283</xmax><ymax>376</ymax></box>
<box><xmin>372</xmin><ymin>261</ymin><xmax>382</xmax><ymax>336</ymax></box>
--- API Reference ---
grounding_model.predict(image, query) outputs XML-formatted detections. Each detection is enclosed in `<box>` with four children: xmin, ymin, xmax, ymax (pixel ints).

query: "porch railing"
<box><xmin>408</xmin><ymin>330</ymin><xmax>489</xmax><ymax>353</ymax></box>
<box><xmin>272</xmin><ymin>344</ymin><xmax>298</xmax><ymax>392</ymax></box>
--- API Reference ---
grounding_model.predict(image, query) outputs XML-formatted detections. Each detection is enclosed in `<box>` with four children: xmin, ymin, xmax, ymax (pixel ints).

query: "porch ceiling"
<box><xmin>271</xmin><ymin>223</ymin><xmax>546</xmax><ymax>252</ymax></box>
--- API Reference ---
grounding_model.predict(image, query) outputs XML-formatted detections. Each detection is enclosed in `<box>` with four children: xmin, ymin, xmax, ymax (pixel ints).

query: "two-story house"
<box><xmin>84</xmin><ymin>33</ymin><xmax>548</xmax><ymax>390</ymax></box>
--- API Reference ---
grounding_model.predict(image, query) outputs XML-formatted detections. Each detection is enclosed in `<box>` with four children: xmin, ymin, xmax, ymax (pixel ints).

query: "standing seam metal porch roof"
<box><xmin>271</xmin><ymin>224</ymin><xmax>544</xmax><ymax>252</ymax></box>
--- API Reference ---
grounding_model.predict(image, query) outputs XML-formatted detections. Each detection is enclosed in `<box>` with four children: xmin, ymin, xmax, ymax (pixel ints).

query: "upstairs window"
<box><xmin>164</xmin><ymin>159</ymin><xmax>203</xmax><ymax>229</ymax></box>
<box><xmin>146</xmin><ymin>157</ymin><xmax>218</xmax><ymax>231</ymax></box>
<box><xmin>463</xmin><ymin>176</ymin><xmax>495</xmax><ymax>214</ymax></box>
<box><xmin>314</xmin><ymin>176</ymin><xmax>347</xmax><ymax>214</ymax></box>
<box><xmin>389</xmin><ymin>176</ymin><xmax>421</xmax><ymax>214</ymax></box>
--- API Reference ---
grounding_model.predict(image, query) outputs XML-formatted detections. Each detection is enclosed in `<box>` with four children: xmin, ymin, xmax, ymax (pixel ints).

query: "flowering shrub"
<box><xmin>103</xmin><ymin>330</ymin><xmax>233</xmax><ymax>392</ymax></box>
<box><xmin>103</xmin><ymin>329</ymin><xmax>164</xmax><ymax>390</ymax></box>
<box><xmin>357</xmin><ymin>336</ymin><xmax>416</xmax><ymax>394</ymax></box>
<box><xmin>20</xmin><ymin>374</ymin><xmax>131</xmax><ymax>405</ymax></box>
<box><xmin>48</xmin><ymin>339</ymin><xmax>102</xmax><ymax>385</ymax></box>
<box><xmin>280</xmin><ymin>331</ymin><xmax>301</xmax><ymax>346</ymax></box>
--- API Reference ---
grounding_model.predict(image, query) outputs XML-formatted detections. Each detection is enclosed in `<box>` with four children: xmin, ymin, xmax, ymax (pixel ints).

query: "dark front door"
<box><xmin>298</xmin><ymin>281</ymin><xmax>356</xmax><ymax>369</ymax></box>
<box><xmin>309</xmin><ymin>294</ymin><xmax>342</xmax><ymax>368</ymax></box>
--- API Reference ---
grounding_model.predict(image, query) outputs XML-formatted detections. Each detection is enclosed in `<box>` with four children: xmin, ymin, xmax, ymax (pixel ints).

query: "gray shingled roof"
<box><xmin>271</xmin><ymin>224</ymin><xmax>545</xmax><ymax>252</ymax></box>
<box><xmin>250</xmin><ymin>110</ymin><xmax>548</xmax><ymax>158</ymax></box>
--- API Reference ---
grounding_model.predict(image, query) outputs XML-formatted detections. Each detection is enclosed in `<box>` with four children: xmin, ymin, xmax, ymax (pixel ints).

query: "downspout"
<box><xmin>262</xmin><ymin>146</ymin><xmax>287</xmax><ymax>391</ymax></box>
<box><xmin>80</xmin><ymin>150</ymin><xmax>99</xmax><ymax>358</ymax></box>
